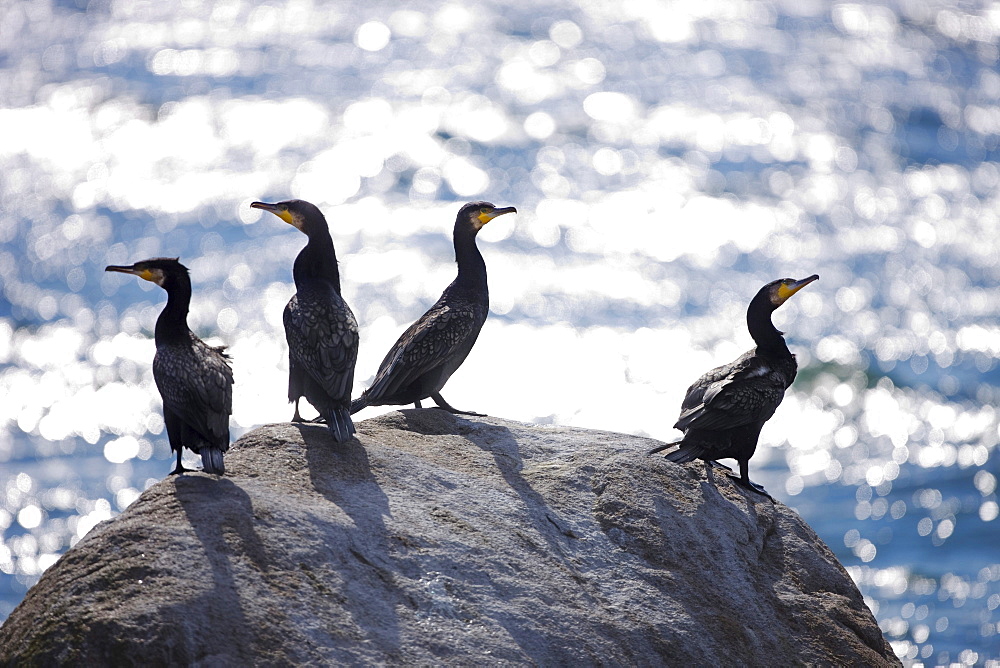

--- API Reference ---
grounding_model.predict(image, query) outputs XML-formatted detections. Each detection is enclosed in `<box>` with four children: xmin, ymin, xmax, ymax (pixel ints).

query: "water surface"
<box><xmin>2</xmin><ymin>0</ymin><xmax>999</xmax><ymax>663</ymax></box>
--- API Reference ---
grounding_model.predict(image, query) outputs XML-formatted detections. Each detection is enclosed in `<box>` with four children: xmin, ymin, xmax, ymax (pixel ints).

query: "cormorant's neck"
<box><xmin>293</xmin><ymin>230</ymin><xmax>341</xmax><ymax>293</ymax></box>
<box><xmin>453</xmin><ymin>225</ymin><xmax>487</xmax><ymax>292</ymax></box>
<box><xmin>747</xmin><ymin>296</ymin><xmax>791</xmax><ymax>358</ymax></box>
<box><xmin>154</xmin><ymin>275</ymin><xmax>192</xmax><ymax>345</ymax></box>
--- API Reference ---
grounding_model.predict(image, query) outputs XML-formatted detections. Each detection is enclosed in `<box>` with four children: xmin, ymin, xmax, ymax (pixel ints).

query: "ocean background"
<box><xmin>1</xmin><ymin>0</ymin><xmax>999</xmax><ymax>663</ymax></box>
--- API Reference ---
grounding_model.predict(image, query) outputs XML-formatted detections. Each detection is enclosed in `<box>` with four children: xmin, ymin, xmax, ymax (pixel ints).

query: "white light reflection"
<box><xmin>75</xmin><ymin>500</ymin><xmax>113</xmax><ymax>542</ymax></box>
<box><xmin>355</xmin><ymin>21</ymin><xmax>391</xmax><ymax>51</ymax></box>
<box><xmin>104</xmin><ymin>436</ymin><xmax>140</xmax><ymax>464</ymax></box>
<box><xmin>16</xmin><ymin>506</ymin><xmax>42</xmax><ymax>530</ymax></box>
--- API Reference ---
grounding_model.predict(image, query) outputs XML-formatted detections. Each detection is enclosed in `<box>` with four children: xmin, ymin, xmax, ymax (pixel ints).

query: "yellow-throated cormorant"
<box><xmin>350</xmin><ymin>201</ymin><xmax>517</xmax><ymax>416</ymax></box>
<box><xmin>251</xmin><ymin>199</ymin><xmax>359</xmax><ymax>442</ymax></box>
<box><xmin>105</xmin><ymin>258</ymin><xmax>233</xmax><ymax>475</ymax></box>
<box><xmin>649</xmin><ymin>275</ymin><xmax>819</xmax><ymax>499</ymax></box>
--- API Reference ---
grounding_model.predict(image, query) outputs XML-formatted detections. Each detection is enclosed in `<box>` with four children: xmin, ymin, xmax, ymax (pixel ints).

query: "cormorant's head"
<box><xmin>105</xmin><ymin>257</ymin><xmax>189</xmax><ymax>289</ymax></box>
<box><xmin>457</xmin><ymin>201</ymin><xmax>518</xmax><ymax>232</ymax></box>
<box><xmin>761</xmin><ymin>275</ymin><xmax>819</xmax><ymax>309</ymax></box>
<box><xmin>251</xmin><ymin>199</ymin><xmax>327</xmax><ymax>236</ymax></box>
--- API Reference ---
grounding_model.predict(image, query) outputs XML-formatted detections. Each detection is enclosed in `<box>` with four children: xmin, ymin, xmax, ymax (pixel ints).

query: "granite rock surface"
<box><xmin>0</xmin><ymin>410</ymin><xmax>898</xmax><ymax>666</ymax></box>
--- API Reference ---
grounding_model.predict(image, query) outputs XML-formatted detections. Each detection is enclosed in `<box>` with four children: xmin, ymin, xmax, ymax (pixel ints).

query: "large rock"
<box><xmin>0</xmin><ymin>411</ymin><xmax>898</xmax><ymax>666</ymax></box>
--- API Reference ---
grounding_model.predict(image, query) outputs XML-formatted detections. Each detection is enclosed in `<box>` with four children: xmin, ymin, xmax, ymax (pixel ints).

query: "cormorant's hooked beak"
<box><xmin>105</xmin><ymin>264</ymin><xmax>156</xmax><ymax>283</ymax></box>
<box><xmin>776</xmin><ymin>274</ymin><xmax>819</xmax><ymax>302</ymax></box>
<box><xmin>251</xmin><ymin>201</ymin><xmax>298</xmax><ymax>229</ymax></box>
<box><xmin>477</xmin><ymin>206</ymin><xmax>517</xmax><ymax>227</ymax></box>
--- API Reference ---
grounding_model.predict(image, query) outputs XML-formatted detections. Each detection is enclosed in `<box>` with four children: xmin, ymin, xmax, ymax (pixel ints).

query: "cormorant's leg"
<box><xmin>706</xmin><ymin>460</ymin><xmax>733</xmax><ymax>473</ymax></box>
<box><xmin>430</xmin><ymin>392</ymin><xmax>484</xmax><ymax>417</ymax></box>
<box><xmin>414</xmin><ymin>399</ymin><xmax>423</xmax><ymax>408</ymax></box>
<box><xmin>289</xmin><ymin>360</ymin><xmax>307</xmax><ymax>422</ymax></box>
<box><xmin>169</xmin><ymin>447</ymin><xmax>192</xmax><ymax>475</ymax></box>
<box><xmin>164</xmin><ymin>411</ymin><xmax>192</xmax><ymax>475</ymax></box>
<box><xmin>729</xmin><ymin>460</ymin><xmax>773</xmax><ymax>501</ymax></box>
<box><xmin>291</xmin><ymin>397</ymin><xmax>326</xmax><ymax>424</ymax></box>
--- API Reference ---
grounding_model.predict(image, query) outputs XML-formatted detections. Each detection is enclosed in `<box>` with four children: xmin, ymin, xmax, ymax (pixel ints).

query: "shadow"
<box><xmin>622</xmin><ymin>468</ymin><xmax>788</xmax><ymax>657</ymax></box>
<box><xmin>740</xmin><ymin>490</ymin><xmax>890</xmax><ymax>660</ymax></box>
<box><xmin>293</xmin><ymin>423</ymin><xmax>392</xmax><ymax>529</ymax></box>
<box><xmin>172</xmin><ymin>475</ymin><xmax>266</xmax><ymax>663</ymax></box>
<box><xmin>440</xmin><ymin>411</ymin><xmax>593</xmax><ymax>555</ymax></box>
<box><xmin>391</xmin><ymin>410</ymin><xmax>571</xmax><ymax>552</ymax></box>
<box><xmin>388</xmin><ymin>407</ymin><xmax>469</xmax><ymax>436</ymax></box>
<box><xmin>637</xmin><ymin>462</ymin><xmax>889</xmax><ymax>663</ymax></box>
<box><xmin>702</xmin><ymin>462</ymin><xmax>763</xmax><ymax>523</ymax></box>
<box><xmin>379</xmin><ymin>409</ymin><xmax>600</xmax><ymax>659</ymax></box>
<box><xmin>292</xmin><ymin>424</ymin><xmax>404</xmax><ymax>652</ymax></box>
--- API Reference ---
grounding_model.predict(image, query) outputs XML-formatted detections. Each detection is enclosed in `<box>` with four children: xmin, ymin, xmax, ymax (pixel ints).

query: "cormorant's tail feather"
<box><xmin>647</xmin><ymin>440</ymin><xmax>681</xmax><ymax>456</ymax></box>
<box><xmin>201</xmin><ymin>447</ymin><xmax>225</xmax><ymax>475</ymax></box>
<box><xmin>328</xmin><ymin>408</ymin><xmax>356</xmax><ymax>442</ymax></box>
<box><xmin>349</xmin><ymin>395</ymin><xmax>367</xmax><ymax>415</ymax></box>
<box><xmin>664</xmin><ymin>443</ymin><xmax>704</xmax><ymax>464</ymax></box>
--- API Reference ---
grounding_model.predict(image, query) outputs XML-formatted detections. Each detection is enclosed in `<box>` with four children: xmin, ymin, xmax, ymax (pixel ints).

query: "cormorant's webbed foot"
<box><xmin>430</xmin><ymin>392</ymin><xmax>485</xmax><ymax>417</ymax></box>
<box><xmin>291</xmin><ymin>399</ymin><xmax>326</xmax><ymax>424</ymax></box>
<box><xmin>729</xmin><ymin>474</ymin><xmax>774</xmax><ymax>501</ymax></box>
<box><xmin>169</xmin><ymin>450</ymin><xmax>192</xmax><ymax>475</ymax></box>
<box><xmin>294</xmin><ymin>416</ymin><xmax>328</xmax><ymax>425</ymax></box>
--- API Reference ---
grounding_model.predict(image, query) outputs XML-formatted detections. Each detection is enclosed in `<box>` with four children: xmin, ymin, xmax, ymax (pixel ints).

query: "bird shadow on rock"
<box><xmin>293</xmin><ymin>423</ymin><xmax>391</xmax><ymax>527</ymax></box>
<box><xmin>699</xmin><ymin>468</ymin><xmax>890</xmax><ymax>660</ymax></box>
<box><xmin>172</xmin><ymin>474</ymin><xmax>265</xmax><ymax>663</ymax></box>
<box><xmin>639</xmin><ymin>464</ymin><xmax>889</xmax><ymax>663</ymax></box>
<box><xmin>392</xmin><ymin>409</ymin><xmax>596</xmax><ymax>659</ymax></box>
<box><xmin>293</xmin><ymin>423</ymin><xmax>405</xmax><ymax>651</ymax></box>
<box><xmin>622</xmin><ymin>464</ymin><xmax>790</xmax><ymax>656</ymax></box>
<box><xmin>391</xmin><ymin>407</ymin><xmax>466</xmax><ymax>435</ymax></box>
<box><xmin>457</xmin><ymin>417</ymin><xmax>583</xmax><ymax>562</ymax></box>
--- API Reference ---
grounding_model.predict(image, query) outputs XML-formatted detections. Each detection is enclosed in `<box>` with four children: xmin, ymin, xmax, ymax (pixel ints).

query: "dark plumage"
<box><xmin>350</xmin><ymin>201</ymin><xmax>517</xmax><ymax>416</ymax></box>
<box><xmin>251</xmin><ymin>199</ymin><xmax>358</xmax><ymax>442</ymax></box>
<box><xmin>650</xmin><ymin>275</ymin><xmax>819</xmax><ymax>499</ymax></box>
<box><xmin>105</xmin><ymin>258</ymin><xmax>233</xmax><ymax>475</ymax></box>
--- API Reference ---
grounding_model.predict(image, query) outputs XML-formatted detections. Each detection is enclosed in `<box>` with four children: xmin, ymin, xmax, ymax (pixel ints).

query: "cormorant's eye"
<box><xmin>480</xmin><ymin>207</ymin><xmax>491</xmax><ymax>214</ymax></box>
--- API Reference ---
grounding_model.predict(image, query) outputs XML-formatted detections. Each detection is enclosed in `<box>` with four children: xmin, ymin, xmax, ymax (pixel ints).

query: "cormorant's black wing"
<box><xmin>284</xmin><ymin>289</ymin><xmax>359</xmax><ymax>404</ymax></box>
<box><xmin>674</xmin><ymin>351</ymin><xmax>790</xmax><ymax>432</ymax></box>
<box><xmin>364</xmin><ymin>300</ymin><xmax>484</xmax><ymax>402</ymax></box>
<box><xmin>153</xmin><ymin>335</ymin><xmax>233</xmax><ymax>445</ymax></box>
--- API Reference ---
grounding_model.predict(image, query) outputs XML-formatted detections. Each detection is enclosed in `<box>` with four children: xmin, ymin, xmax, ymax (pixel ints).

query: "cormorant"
<box><xmin>649</xmin><ymin>275</ymin><xmax>819</xmax><ymax>499</ymax></box>
<box><xmin>251</xmin><ymin>199</ymin><xmax>359</xmax><ymax>442</ymax></box>
<box><xmin>350</xmin><ymin>201</ymin><xmax>517</xmax><ymax>416</ymax></box>
<box><xmin>104</xmin><ymin>258</ymin><xmax>233</xmax><ymax>475</ymax></box>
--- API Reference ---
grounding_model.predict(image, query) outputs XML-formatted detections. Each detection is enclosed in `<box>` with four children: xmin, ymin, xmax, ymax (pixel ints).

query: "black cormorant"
<box><xmin>650</xmin><ymin>275</ymin><xmax>819</xmax><ymax>499</ymax></box>
<box><xmin>105</xmin><ymin>258</ymin><xmax>233</xmax><ymax>475</ymax></box>
<box><xmin>350</xmin><ymin>201</ymin><xmax>517</xmax><ymax>416</ymax></box>
<box><xmin>251</xmin><ymin>199</ymin><xmax>359</xmax><ymax>442</ymax></box>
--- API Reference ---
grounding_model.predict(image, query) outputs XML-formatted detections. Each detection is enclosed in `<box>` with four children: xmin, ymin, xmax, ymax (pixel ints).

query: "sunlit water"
<box><xmin>2</xmin><ymin>0</ymin><xmax>1000</xmax><ymax>663</ymax></box>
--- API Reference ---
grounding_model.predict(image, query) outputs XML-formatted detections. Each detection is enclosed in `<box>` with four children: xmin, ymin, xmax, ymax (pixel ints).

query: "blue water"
<box><xmin>2</xmin><ymin>0</ymin><xmax>1000</xmax><ymax>663</ymax></box>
